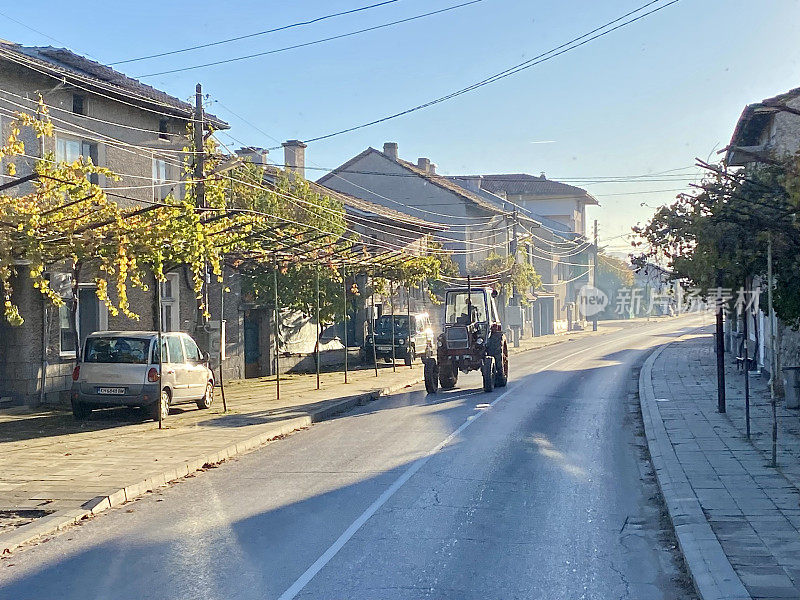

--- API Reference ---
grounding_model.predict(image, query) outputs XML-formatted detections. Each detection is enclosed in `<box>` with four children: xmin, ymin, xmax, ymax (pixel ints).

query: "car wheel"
<box><xmin>71</xmin><ymin>400</ymin><xmax>92</xmax><ymax>420</ymax></box>
<box><xmin>196</xmin><ymin>381</ymin><xmax>214</xmax><ymax>409</ymax></box>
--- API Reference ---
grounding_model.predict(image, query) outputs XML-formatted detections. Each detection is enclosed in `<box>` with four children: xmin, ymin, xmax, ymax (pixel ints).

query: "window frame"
<box><xmin>55</xmin><ymin>135</ymin><xmax>99</xmax><ymax>184</ymax></box>
<box><xmin>72</xmin><ymin>94</ymin><xmax>86</xmax><ymax>116</ymax></box>
<box><xmin>159</xmin><ymin>272</ymin><xmax>180</xmax><ymax>332</ymax></box>
<box><xmin>152</xmin><ymin>156</ymin><xmax>169</xmax><ymax>201</ymax></box>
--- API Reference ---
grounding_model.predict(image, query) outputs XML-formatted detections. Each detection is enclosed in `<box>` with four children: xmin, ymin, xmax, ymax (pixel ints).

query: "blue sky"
<box><xmin>3</xmin><ymin>0</ymin><xmax>800</xmax><ymax>247</ymax></box>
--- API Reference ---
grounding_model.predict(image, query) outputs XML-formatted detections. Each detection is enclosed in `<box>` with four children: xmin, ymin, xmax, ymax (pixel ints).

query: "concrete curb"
<box><xmin>639</xmin><ymin>342</ymin><xmax>750</xmax><ymax>600</ymax></box>
<box><xmin>1</xmin><ymin>374</ymin><xmax>423</xmax><ymax>555</ymax></box>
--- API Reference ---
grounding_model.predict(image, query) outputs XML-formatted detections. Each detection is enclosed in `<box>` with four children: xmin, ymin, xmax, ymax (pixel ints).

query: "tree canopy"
<box><xmin>632</xmin><ymin>155</ymin><xmax>800</xmax><ymax>326</ymax></box>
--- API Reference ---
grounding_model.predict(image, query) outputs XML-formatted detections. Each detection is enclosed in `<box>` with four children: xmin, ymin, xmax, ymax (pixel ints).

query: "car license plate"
<box><xmin>376</xmin><ymin>345</ymin><xmax>392</xmax><ymax>351</ymax></box>
<box><xmin>97</xmin><ymin>387</ymin><xmax>126</xmax><ymax>395</ymax></box>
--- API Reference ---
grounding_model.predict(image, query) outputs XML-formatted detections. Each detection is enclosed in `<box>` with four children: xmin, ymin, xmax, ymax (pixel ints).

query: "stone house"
<box><xmin>0</xmin><ymin>42</ymin><xmax>245</xmax><ymax>406</ymax></box>
<box><xmin>233</xmin><ymin>144</ymin><xmax>446</xmax><ymax>377</ymax></box>
<box><xmin>318</xmin><ymin>143</ymin><xmax>593</xmax><ymax>336</ymax></box>
<box><xmin>724</xmin><ymin>85</ymin><xmax>800</xmax><ymax>378</ymax></box>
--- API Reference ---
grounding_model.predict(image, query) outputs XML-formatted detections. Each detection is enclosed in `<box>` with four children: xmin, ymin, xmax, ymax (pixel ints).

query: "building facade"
<box><xmin>0</xmin><ymin>42</ymin><xmax>244</xmax><ymax>405</ymax></box>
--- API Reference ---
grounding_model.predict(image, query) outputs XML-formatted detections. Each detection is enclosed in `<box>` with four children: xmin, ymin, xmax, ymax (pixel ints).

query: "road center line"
<box><xmin>276</xmin><ymin>320</ymin><xmax>697</xmax><ymax>600</ymax></box>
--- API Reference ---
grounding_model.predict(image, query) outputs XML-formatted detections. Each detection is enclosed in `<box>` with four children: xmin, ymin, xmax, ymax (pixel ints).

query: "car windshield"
<box><xmin>445</xmin><ymin>292</ymin><xmax>487</xmax><ymax>324</ymax></box>
<box><xmin>84</xmin><ymin>337</ymin><xmax>150</xmax><ymax>364</ymax></box>
<box><xmin>375</xmin><ymin>316</ymin><xmax>409</xmax><ymax>334</ymax></box>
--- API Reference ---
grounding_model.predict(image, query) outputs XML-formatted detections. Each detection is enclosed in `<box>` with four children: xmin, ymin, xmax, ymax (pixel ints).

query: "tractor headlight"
<box><xmin>476</xmin><ymin>337</ymin><xmax>484</xmax><ymax>345</ymax></box>
<box><xmin>398</xmin><ymin>338</ymin><xmax>405</xmax><ymax>345</ymax></box>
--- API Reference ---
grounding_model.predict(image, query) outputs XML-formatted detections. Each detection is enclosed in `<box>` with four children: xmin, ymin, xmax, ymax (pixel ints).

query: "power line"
<box><xmin>111</xmin><ymin>0</ymin><xmax>403</xmax><ymax>65</ymax></box>
<box><xmin>137</xmin><ymin>0</ymin><xmax>487</xmax><ymax>78</ymax></box>
<box><xmin>287</xmin><ymin>0</ymin><xmax>679</xmax><ymax>146</ymax></box>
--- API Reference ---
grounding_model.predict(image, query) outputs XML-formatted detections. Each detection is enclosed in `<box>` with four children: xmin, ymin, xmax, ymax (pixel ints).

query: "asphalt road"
<box><xmin>1</xmin><ymin>317</ymin><xmax>705</xmax><ymax>600</ymax></box>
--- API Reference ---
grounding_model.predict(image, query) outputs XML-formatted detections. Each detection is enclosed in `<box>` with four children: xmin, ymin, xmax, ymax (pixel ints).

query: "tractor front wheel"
<box><xmin>439</xmin><ymin>359</ymin><xmax>458</xmax><ymax>390</ymax></box>
<box><xmin>424</xmin><ymin>358</ymin><xmax>439</xmax><ymax>394</ymax></box>
<box><xmin>482</xmin><ymin>356</ymin><xmax>496</xmax><ymax>392</ymax></box>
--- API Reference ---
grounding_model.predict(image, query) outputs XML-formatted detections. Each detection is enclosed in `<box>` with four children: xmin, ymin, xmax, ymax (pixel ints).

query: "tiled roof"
<box><xmin>261</xmin><ymin>163</ymin><xmax>446</xmax><ymax>231</ymax></box>
<box><xmin>318</xmin><ymin>147</ymin><xmax>516</xmax><ymax>217</ymax></box>
<box><xmin>727</xmin><ymin>86</ymin><xmax>800</xmax><ymax>163</ymax></box>
<box><xmin>0</xmin><ymin>42</ymin><xmax>227</xmax><ymax>128</ymax></box>
<box><xmin>478</xmin><ymin>173</ymin><xmax>597</xmax><ymax>204</ymax></box>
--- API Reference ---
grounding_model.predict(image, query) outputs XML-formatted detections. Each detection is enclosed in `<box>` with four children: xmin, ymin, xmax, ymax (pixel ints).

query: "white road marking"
<box><xmin>276</xmin><ymin>320</ymin><xmax>697</xmax><ymax>600</ymax></box>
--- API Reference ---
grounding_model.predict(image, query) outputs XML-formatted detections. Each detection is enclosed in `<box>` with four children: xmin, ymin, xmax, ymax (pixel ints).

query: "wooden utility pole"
<box><xmin>716</xmin><ymin>269</ymin><xmax>726</xmax><ymax>414</ymax></box>
<box><xmin>343</xmin><ymin>266</ymin><xmax>348</xmax><ymax>384</ymax></box>
<box><xmin>315</xmin><ymin>268</ymin><xmax>321</xmax><ymax>390</ymax></box>
<box><xmin>274</xmin><ymin>264</ymin><xmax>280</xmax><ymax>401</ymax></box>
<box><xmin>593</xmin><ymin>219</ymin><xmax>598</xmax><ymax>332</ymax></box>
<box><xmin>743</xmin><ymin>279</ymin><xmax>750</xmax><ymax>439</ymax></box>
<box><xmin>194</xmin><ymin>84</ymin><xmax>209</xmax><ymax>321</ymax></box>
<box><xmin>193</xmin><ymin>83</ymin><xmax>205</xmax><ymax>208</ymax></box>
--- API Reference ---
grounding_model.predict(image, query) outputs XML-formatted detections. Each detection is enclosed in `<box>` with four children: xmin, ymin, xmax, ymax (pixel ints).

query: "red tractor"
<box><xmin>424</xmin><ymin>286</ymin><xmax>509</xmax><ymax>393</ymax></box>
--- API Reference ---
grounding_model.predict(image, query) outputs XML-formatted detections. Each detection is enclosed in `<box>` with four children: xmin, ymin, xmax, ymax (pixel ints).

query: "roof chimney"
<box><xmin>540</xmin><ymin>172</ymin><xmax>546</xmax><ymax>179</ymax></box>
<box><xmin>283</xmin><ymin>139</ymin><xmax>307</xmax><ymax>179</ymax></box>
<box><xmin>417</xmin><ymin>157</ymin><xmax>430</xmax><ymax>173</ymax></box>
<box><xmin>457</xmin><ymin>175</ymin><xmax>483</xmax><ymax>192</ymax></box>
<box><xmin>235</xmin><ymin>146</ymin><xmax>269</xmax><ymax>166</ymax></box>
<box><xmin>383</xmin><ymin>142</ymin><xmax>398</xmax><ymax>160</ymax></box>
<box><xmin>429</xmin><ymin>163</ymin><xmax>437</xmax><ymax>175</ymax></box>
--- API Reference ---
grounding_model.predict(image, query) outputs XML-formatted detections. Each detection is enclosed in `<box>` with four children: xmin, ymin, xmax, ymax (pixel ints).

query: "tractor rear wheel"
<box><xmin>488</xmin><ymin>334</ymin><xmax>509</xmax><ymax>388</ymax></box>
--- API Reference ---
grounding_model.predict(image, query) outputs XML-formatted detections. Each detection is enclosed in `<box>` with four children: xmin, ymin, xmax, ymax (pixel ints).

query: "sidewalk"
<box><xmin>642</xmin><ymin>327</ymin><xmax>800</xmax><ymax>600</ymax></box>
<box><xmin>0</xmin><ymin>322</ymin><xmax>616</xmax><ymax>554</ymax></box>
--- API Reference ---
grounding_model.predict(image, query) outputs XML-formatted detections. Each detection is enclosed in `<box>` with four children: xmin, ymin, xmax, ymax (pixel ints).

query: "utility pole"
<box><xmin>592</xmin><ymin>219</ymin><xmax>598</xmax><ymax>332</ymax></box>
<box><xmin>743</xmin><ymin>278</ymin><xmax>751</xmax><ymax>439</ymax></box>
<box><xmin>342</xmin><ymin>266</ymin><xmax>348</xmax><ymax>384</ymax></box>
<box><xmin>768</xmin><ymin>234</ymin><xmax>778</xmax><ymax>467</ymax></box>
<box><xmin>194</xmin><ymin>83</ymin><xmax>209</xmax><ymax>322</ymax></box>
<box><xmin>715</xmin><ymin>270</ymin><xmax>726</xmax><ymax>413</ymax></box>
<box><xmin>193</xmin><ymin>83</ymin><xmax>205</xmax><ymax>209</ymax></box>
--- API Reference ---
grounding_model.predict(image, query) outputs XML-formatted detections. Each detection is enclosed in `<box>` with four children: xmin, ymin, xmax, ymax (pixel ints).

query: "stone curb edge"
<box><xmin>1</xmin><ymin>374</ymin><xmax>423</xmax><ymax>555</ymax></box>
<box><xmin>639</xmin><ymin>341</ymin><xmax>750</xmax><ymax>600</ymax></box>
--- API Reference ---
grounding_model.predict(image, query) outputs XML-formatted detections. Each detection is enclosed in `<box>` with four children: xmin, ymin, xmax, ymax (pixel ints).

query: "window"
<box><xmin>444</xmin><ymin>292</ymin><xmax>488</xmax><ymax>324</ymax></box>
<box><xmin>84</xmin><ymin>337</ymin><xmax>149</xmax><ymax>364</ymax></box>
<box><xmin>182</xmin><ymin>336</ymin><xmax>202</xmax><ymax>362</ymax></box>
<box><xmin>152</xmin><ymin>157</ymin><xmax>168</xmax><ymax>200</ymax></box>
<box><xmin>59</xmin><ymin>303</ymin><xmax>77</xmax><ymax>357</ymax></box>
<box><xmin>56</xmin><ymin>137</ymin><xmax>99</xmax><ymax>184</ymax></box>
<box><xmin>158</xmin><ymin>119</ymin><xmax>169</xmax><ymax>140</ymax></box>
<box><xmin>72</xmin><ymin>94</ymin><xmax>85</xmax><ymax>115</ymax></box>
<box><xmin>166</xmin><ymin>335</ymin><xmax>185</xmax><ymax>364</ymax></box>
<box><xmin>160</xmin><ymin>273</ymin><xmax>180</xmax><ymax>332</ymax></box>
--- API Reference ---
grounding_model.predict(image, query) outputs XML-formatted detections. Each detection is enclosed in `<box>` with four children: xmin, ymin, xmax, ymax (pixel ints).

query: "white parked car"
<box><xmin>70</xmin><ymin>331</ymin><xmax>214</xmax><ymax>421</ymax></box>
